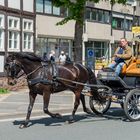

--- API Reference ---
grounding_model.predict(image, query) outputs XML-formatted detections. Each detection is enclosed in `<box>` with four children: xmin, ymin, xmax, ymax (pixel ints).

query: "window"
<box><xmin>24</xmin><ymin>33</ymin><xmax>32</xmax><ymax>49</ymax></box>
<box><xmin>0</xmin><ymin>15</ymin><xmax>4</xmax><ymax>51</ymax></box>
<box><xmin>53</xmin><ymin>6</ymin><xmax>60</xmax><ymax>15</ymax></box>
<box><xmin>112</xmin><ymin>17</ymin><xmax>124</xmax><ymax>30</ymax></box>
<box><xmin>60</xmin><ymin>7</ymin><xmax>68</xmax><ymax>17</ymax></box>
<box><xmin>23</xmin><ymin>21</ymin><xmax>33</xmax><ymax>31</ymax></box>
<box><xmin>125</xmin><ymin>19</ymin><xmax>132</xmax><ymax>30</ymax></box>
<box><xmin>104</xmin><ymin>11</ymin><xmax>110</xmax><ymax>23</ymax></box>
<box><xmin>94</xmin><ymin>42</ymin><xmax>107</xmax><ymax>59</ymax></box>
<box><xmin>91</xmin><ymin>9</ymin><xmax>98</xmax><ymax>21</ymax></box>
<box><xmin>36</xmin><ymin>0</ymin><xmax>43</xmax><ymax>12</ymax></box>
<box><xmin>44</xmin><ymin>0</ymin><xmax>52</xmax><ymax>14</ymax></box>
<box><xmin>85</xmin><ymin>8</ymin><xmax>91</xmax><ymax>20</ymax></box>
<box><xmin>0</xmin><ymin>30</ymin><xmax>4</xmax><ymax>50</ymax></box>
<box><xmin>98</xmin><ymin>10</ymin><xmax>104</xmax><ymax>22</ymax></box>
<box><xmin>8</xmin><ymin>31</ymin><xmax>20</xmax><ymax>50</ymax></box>
<box><xmin>8</xmin><ymin>16</ymin><xmax>20</xmax><ymax>51</ymax></box>
<box><xmin>8</xmin><ymin>17</ymin><xmax>20</xmax><ymax>30</ymax></box>
<box><xmin>23</xmin><ymin>19</ymin><xmax>33</xmax><ymax>51</ymax></box>
<box><xmin>87</xmin><ymin>8</ymin><xmax>110</xmax><ymax>24</ymax></box>
<box><xmin>133</xmin><ymin>16</ymin><xmax>139</xmax><ymax>26</ymax></box>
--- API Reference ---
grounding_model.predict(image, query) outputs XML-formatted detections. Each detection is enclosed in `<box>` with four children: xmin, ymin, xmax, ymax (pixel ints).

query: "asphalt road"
<box><xmin>1</xmin><ymin>88</ymin><xmax>140</xmax><ymax>140</ymax></box>
<box><xmin>0</xmin><ymin>111</ymin><xmax>140</xmax><ymax>140</ymax></box>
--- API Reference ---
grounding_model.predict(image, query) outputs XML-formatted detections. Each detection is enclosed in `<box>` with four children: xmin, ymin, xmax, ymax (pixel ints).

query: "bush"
<box><xmin>0</xmin><ymin>88</ymin><xmax>9</xmax><ymax>94</ymax></box>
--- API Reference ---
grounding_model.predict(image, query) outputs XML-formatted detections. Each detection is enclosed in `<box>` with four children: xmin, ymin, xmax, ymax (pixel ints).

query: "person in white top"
<box><xmin>59</xmin><ymin>51</ymin><xmax>66</xmax><ymax>64</ymax></box>
<box><xmin>49</xmin><ymin>50</ymin><xmax>55</xmax><ymax>62</ymax></box>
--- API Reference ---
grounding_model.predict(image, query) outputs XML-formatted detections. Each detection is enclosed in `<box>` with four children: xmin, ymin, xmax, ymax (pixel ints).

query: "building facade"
<box><xmin>36</xmin><ymin>0</ymin><xmax>140</xmax><ymax>66</ymax></box>
<box><xmin>0</xmin><ymin>0</ymin><xmax>35</xmax><ymax>76</ymax></box>
<box><xmin>0</xmin><ymin>0</ymin><xmax>140</xmax><ymax>76</ymax></box>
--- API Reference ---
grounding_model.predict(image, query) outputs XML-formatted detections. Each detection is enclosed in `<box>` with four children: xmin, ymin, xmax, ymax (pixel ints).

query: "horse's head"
<box><xmin>4</xmin><ymin>54</ymin><xmax>22</xmax><ymax>85</ymax></box>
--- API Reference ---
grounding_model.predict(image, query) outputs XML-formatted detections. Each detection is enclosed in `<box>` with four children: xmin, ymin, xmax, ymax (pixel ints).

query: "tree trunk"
<box><xmin>73</xmin><ymin>21</ymin><xmax>83</xmax><ymax>62</ymax></box>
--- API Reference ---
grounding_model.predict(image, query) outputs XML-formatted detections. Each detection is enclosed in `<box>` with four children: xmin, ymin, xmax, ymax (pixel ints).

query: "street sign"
<box><xmin>88</xmin><ymin>50</ymin><xmax>94</xmax><ymax>57</ymax></box>
<box><xmin>132</xmin><ymin>26</ymin><xmax>140</xmax><ymax>33</ymax></box>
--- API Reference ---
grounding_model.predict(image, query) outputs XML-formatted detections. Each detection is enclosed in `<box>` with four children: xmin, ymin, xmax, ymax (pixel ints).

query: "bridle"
<box><xmin>5</xmin><ymin>60</ymin><xmax>22</xmax><ymax>79</ymax></box>
<box><xmin>5</xmin><ymin>60</ymin><xmax>44</xmax><ymax>79</ymax></box>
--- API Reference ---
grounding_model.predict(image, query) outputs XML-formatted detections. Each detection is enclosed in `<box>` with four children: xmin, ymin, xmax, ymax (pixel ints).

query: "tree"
<box><xmin>53</xmin><ymin>0</ymin><xmax>127</xmax><ymax>62</ymax></box>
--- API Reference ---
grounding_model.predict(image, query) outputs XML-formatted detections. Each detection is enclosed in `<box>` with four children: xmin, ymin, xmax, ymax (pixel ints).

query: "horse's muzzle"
<box><xmin>7</xmin><ymin>77</ymin><xmax>17</xmax><ymax>85</ymax></box>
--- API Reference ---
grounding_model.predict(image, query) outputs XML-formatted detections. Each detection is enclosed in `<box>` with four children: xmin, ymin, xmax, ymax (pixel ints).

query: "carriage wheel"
<box><xmin>124</xmin><ymin>89</ymin><xmax>140</xmax><ymax>121</ymax></box>
<box><xmin>89</xmin><ymin>96</ymin><xmax>111</xmax><ymax>115</ymax></box>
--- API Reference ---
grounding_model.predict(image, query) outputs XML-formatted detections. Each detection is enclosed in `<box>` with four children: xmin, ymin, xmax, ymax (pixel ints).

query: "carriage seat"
<box><xmin>121</xmin><ymin>57</ymin><xmax>140</xmax><ymax>76</ymax></box>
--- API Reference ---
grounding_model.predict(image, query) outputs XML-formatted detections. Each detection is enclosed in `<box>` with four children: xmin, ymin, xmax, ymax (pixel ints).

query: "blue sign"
<box><xmin>88</xmin><ymin>50</ymin><xmax>94</xmax><ymax>57</ymax></box>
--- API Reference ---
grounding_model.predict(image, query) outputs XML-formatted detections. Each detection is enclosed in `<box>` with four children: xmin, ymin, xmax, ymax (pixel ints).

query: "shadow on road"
<box><xmin>12</xmin><ymin>107</ymin><xmax>129</xmax><ymax>128</ymax></box>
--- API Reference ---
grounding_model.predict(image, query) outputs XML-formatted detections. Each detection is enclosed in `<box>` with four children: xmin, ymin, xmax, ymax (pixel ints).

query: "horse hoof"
<box><xmin>52</xmin><ymin>113</ymin><xmax>62</xmax><ymax>119</ymax></box>
<box><xmin>65</xmin><ymin>119</ymin><xmax>75</xmax><ymax>124</ymax></box>
<box><xmin>55</xmin><ymin>113</ymin><xmax>62</xmax><ymax>119</ymax></box>
<box><xmin>19</xmin><ymin>123</ymin><xmax>28</xmax><ymax>129</ymax></box>
<box><xmin>84</xmin><ymin>108</ymin><xmax>92</xmax><ymax>114</ymax></box>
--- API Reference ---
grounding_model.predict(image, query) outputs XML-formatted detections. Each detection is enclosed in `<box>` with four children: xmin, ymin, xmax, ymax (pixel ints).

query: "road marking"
<box><xmin>0</xmin><ymin>112</ymin><xmax>84</xmax><ymax>123</ymax></box>
<box><xmin>0</xmin><ymin>101</ymin><xmax>73</xmax><ymax>106</ymax></box>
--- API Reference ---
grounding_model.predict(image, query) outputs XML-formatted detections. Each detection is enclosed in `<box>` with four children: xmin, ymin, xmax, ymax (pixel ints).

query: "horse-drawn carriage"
<box><xmin>4</xmin><ymin>37</ymin><xmax>140</xmax><ymax>128</ymax></box>
<box><xmin>89</xmin><ymin>37</ymin><xmax>140</xmax><ymax>121</ymax></box>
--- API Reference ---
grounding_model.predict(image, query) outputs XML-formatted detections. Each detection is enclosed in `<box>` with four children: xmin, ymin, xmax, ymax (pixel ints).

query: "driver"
<box><xmin>108</xmin><ymin>38</ymin><xmax>132</xmax><ymax>76</ymax></box>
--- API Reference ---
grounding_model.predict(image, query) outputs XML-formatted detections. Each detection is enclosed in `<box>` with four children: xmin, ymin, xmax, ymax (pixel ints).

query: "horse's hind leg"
<box><xmin>43</xmin><ymin>91</ymin><xmax>62</xmax><ymax>119</ymax></box>
<box><xmin>19</xmin><ymin>92</ymin><xmax>37</xmax><ymax>129</ymax></box>
<box><xmin>80</xmin><ymin>94</ymin><xmax>92</xmax><ymax>114</ymax></box>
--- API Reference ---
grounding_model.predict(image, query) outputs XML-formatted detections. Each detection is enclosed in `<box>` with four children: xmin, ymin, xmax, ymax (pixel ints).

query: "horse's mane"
<box><xmin>13</xmin><ymin>52</ymin><xmax>42</xmax><ymax>62</ymax></box>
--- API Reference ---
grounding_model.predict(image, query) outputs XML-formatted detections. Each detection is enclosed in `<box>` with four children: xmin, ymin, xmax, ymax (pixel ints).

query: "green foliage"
<box><xmin>0</xmin><ymin>88</ymin><xmax>9</xmax><ymax>94</ymax></box>
<box><xmin>53</xmin><ymin>0</ymin><xmax>127</xmax><ymax>25</ymax></box>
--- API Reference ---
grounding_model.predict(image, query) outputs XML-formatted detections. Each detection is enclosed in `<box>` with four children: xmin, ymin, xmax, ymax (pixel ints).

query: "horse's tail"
<box><xmin>86</xmin><ymin>67</ymin><xmax>101</xmax><ymax>101</ymax></box>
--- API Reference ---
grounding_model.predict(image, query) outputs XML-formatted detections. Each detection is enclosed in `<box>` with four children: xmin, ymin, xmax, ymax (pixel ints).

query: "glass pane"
<box><xmin>53</xmin><ymin>6</ymin><xmax>60</xmax><ymax>15</ymax></box>
<box><xmin>91</xmin><ymin>9</ymin><xmax>97</xmax><ymax>21</ymax></box>
<box><xmin>0</xmin><ymin>30</ymin><xmax>2</xmax><ymax>48</ymax></box>
<box><xmin>104</xmin><ymin>11</ymin><xmax>110</xmax><ymax>23</ymax></box>
<box><xmin>60</xmin><ymin>7</ymin><xmax>68</xmax><ymax>17</ymax></box>
<box><xmin>44</xmin><ymin>0</ymin><xmax>52</xmax><ymax>14</ymax></box>
<box><xmin>9</xmin><ymin>19</ymin><xmax>12</xmax><ymax>28</ymax></box>
<box><xmin>86</xmin><ymin>9</ymin><xmax>91</xmax><ymax>20</ymax></box>
<box><xmin>98</xmin><ymin>10</ymin><xmax>104</xmax><ymax>22</ymax></box>
<box><xmin>36</xmin><ymin>0</ymin><xmax>43</xmax><ymax>12</ymax></box>
<box><xmin>14</xmin><ymin>20</ymin><xmax>18</xmax><ymax>28</ymax></box>
<box><xmin>24</xmin><ymin>22</ymin><xmax>27</xmax><ymax>30</ymax></box>
<box><xmin>60</xmin><ymin>39</ymin><xmax>70</xmax><ymax>54</ymax></box>
<box><xmin>0</xmin><ymin>18</ymin><xmax>2</xmax><ymax>26</ymax></box>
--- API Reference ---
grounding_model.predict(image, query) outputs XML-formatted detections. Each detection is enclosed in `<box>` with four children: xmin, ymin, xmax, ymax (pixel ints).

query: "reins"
<box><xmin>56</xmin><ymin>76</ymin><xmax>112</xmax><ymax>92</ymax></box>
<box><xmin>25</xmin><ymin>66</ymin><xmax>43</xmax><ymax>78</ymax></box>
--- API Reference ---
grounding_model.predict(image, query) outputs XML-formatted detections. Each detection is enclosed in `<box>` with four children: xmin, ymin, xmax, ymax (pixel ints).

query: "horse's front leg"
<box><xmin>43</xmin><ymin>91</ymin><xmax>62</xmax><ymax>119</ymax></box>
<box><xmin>68</xmin><ymin>91</ymin><xmax>81</xmax><ymax>123</ymax></box>
<box><xmin>19</xmin><ymin>92</ymin><xmax>37</xmax><ymax>129</ymax></box>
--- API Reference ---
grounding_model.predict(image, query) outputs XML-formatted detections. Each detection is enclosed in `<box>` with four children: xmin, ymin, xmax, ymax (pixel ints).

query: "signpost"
<box><xmin>87</xmin><ymin>49</ymin><xmax>95</xmax><ymax>70</ymax></box>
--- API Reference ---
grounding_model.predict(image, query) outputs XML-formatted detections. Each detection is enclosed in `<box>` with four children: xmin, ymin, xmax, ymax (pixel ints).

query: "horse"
<box><xmin>5</xmin><ymin>52</ymin><xmax>99</xmax><ymax>128</ymax></box>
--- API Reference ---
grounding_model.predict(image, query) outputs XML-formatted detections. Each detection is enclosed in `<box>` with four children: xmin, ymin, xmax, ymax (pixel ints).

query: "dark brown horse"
<box><xmin>5</xmin><ymin>52</ymin><xmax>99</xmax><ymax>128</ymax></box>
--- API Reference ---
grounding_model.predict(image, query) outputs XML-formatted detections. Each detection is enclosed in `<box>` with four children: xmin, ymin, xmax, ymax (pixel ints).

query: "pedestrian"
<box><xmin>108</xmin><ymin>38</ymin><xmax>132</xmax><ymax>76</ymax></box>
<box><xmin>65</xmin><ymin>53</ymin><xmax>72</xmax><ymax>64</ymax></box>
<box><xmin>59</xmin><ymin>51</ymin><xmax>66</xmax><ymax>64</ymax></box>
<box><xmin>42</xmin><ymin>52</ymin><xmax>48</xmax><ymax>62</ymax></box>
<box><xmin>49</xmin><ymin>50</ymin><xmax>55</xmax><ymax>62</ymax></box>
